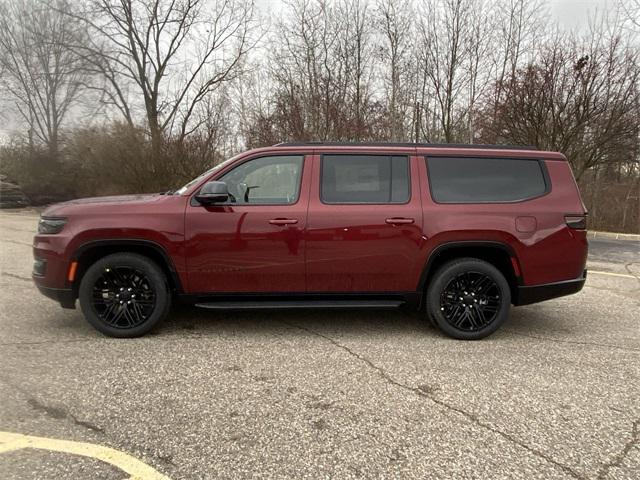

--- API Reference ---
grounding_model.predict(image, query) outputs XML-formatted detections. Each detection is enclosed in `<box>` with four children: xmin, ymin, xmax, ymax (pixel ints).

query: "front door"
<box><xmin>306</xmin><ymin>153</ymin><xmax>424</xmax><ymax>292</ymax></box>
<box><xmin>185</xmin><ymin>154</ymin><xmax>310</xmax><ymax>293</ymax></box>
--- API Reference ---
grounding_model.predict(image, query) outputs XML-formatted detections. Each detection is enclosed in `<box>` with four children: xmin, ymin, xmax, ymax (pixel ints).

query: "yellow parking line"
<box><xmin>0</xmin><ymin>438</ymin><xmax>28</xmax><ymax>453</ymax></box>
<box><xmin>589</xmin><ymin>270</ymin><xmax>637</xmax><ymax>279</ymax></box>
<box><xmin>0</xmin><ymin>431</ymin><xmax>170</xmax><ymax>480</ymax></box>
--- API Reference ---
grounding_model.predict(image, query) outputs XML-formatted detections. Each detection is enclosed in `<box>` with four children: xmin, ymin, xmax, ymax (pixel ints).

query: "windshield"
<box><xmin>174</xmin><ymin>155</ymin><xmax>239</xmax><ymax>195</ymax></box>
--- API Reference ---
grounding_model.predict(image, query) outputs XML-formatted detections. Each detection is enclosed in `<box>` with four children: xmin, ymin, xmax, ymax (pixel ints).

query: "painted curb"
<box><xmin>588</xmin><ymin>231</ymin><xmax>640</xmax><ymax>241</ymax></box>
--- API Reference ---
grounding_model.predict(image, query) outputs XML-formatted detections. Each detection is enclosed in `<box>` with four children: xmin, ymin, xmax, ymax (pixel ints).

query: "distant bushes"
<box><xmin>0</xmin><ymin>123</ymin><xmax>225</xmax><ymax>203</ymax></box>
<box><xmin>0</xmin><ymin>140</ymin><xmax>78</xmax><ymax>205</ymax></box>
<box><xmin>579</xmin><ymin>173</ymin><xmax>640</xmax><ymax>234</ymax></box>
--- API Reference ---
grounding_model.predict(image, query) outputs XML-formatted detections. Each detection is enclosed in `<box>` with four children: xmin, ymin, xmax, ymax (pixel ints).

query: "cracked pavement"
<box><xmin>0</xmin><ymin>209</ymin><xmax>638</xmax><ymax>479</ymax></box>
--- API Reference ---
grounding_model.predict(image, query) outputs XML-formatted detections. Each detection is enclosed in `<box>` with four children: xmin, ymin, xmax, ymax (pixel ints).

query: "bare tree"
<box><xmin>377</xmin><ymin>0</ymin><xmax>413</xmax><ymax>141</ymax></box>
<box><xmin>465</xmin><ymin>0</ymin><xmax>493</xmax><ymax>143</ymax></box>
<box><xmin>0</xmin><ymin>0</ymin><xmax>91</xmax><ymax>161</ymax></box>
<box><xmin>620</xmin><ymin>0</ymin><xmax>640</xmax><ymax>29</ymax></box>
<box><xmin>268</xmin><ymin>0</ymin><xmax>332</xmax><ymax>140</ymax></box>
<box><xmin>336</xmin><ymin>0</ymin><xmax>375</xmax><ymax>140</ymax></box>
<box><xmin>480</xmin><ymin>29</ymin><xmax>640</xmax><ymax>182</ymax></box>
<box><xmin>418</xmin><ymin>0</ymin><xmax>472</xmax><ymax>143</ymax></box>
<box><xmin>260</xmin><ymin>0</ymin><xmax>359</xmax><ymax>141</ymax></box>
<box><xmin>66</xmin><ymin>0</ymin><xmax>258</xmax><ymax>161</ymax></box>
<box><xmin>490</xmin><ymin>0</ymin><xmax>546</xmax><ymax>112</ymax></box>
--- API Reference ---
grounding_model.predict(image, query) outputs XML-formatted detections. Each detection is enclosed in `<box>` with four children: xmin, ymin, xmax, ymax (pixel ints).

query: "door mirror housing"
<box><xmin>195</xmin><ymin>181</ymin><xmax>229</xmax><ymax>205</ymax></box>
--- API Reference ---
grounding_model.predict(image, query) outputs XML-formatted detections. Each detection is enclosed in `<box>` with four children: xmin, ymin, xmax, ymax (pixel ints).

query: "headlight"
<box><xmin>38</xmin><ymin>217</ymin><xmax>67</xmax><ymax>234</ymax></box>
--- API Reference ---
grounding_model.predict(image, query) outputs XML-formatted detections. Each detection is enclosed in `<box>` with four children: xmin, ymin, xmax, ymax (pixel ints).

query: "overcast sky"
<box><xmin>549</xmin><ymin>0</ymin><xmax>615</xmax><ymax>29</ymax></box>
<box><xmin>252</xmin><ymin>0</ymin><xmax>616</xmax><ymax>29</ymax></box>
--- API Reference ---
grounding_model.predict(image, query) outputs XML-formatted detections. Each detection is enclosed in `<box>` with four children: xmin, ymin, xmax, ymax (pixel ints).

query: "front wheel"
<box><xmin>426</xmin><ymin>258</ymin><xmax>511</xmax><ymax>340</ymax></box>
<box><xmin>79</xmin><ymin>253</ymin><xmax>171</xmax><ymax>337</ymax></box>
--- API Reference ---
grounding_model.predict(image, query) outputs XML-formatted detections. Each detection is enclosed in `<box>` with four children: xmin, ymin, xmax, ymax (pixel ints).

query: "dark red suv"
<box><xmin>33</xmin><ymin>142</ymin><xmax>588</xmax><ymax>339</ymax></box>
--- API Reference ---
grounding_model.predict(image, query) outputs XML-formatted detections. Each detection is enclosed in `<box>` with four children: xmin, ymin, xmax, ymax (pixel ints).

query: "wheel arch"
<box><xmin>418</xmin><ymin>241</ymin><xmax>521</xmax><ymax>307</ymax></box>
<box><xmin>71</xmin><ymin>239</ymin><xmax>183</xmax><ymax>297</ymax></box>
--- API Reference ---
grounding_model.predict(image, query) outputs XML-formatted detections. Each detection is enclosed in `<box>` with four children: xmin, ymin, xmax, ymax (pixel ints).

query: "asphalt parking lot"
<box><xmin>0</xmin><ymin>209</ymin><xmax>638</xmax><ymax>479</ymax></box>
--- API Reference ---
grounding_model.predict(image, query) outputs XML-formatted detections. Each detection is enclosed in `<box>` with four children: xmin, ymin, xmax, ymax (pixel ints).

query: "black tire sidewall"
<box><xmin>427</xmin><ymin>258</ymin><xmax>511</xmax><ymax>340</ymax></box>
<box><xmin>79</xmin><ymin>253</ymin><xmax>170</xmax><ymax>338</ymax></box>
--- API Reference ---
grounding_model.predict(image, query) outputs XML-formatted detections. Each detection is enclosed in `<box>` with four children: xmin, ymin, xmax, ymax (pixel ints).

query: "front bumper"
<box><xmin>33</xmin><ymin>230</ymin><xmax>77</xmax><ymax>309</ymax></box>
<box><xmin>514</xmin><ymin>270</ymin><xmax>587</xmax><ymax>306</ymax></box>
<box><xmin>34</xmin><ymin>282</ymin><xmax>76</xmax><ymax>309</ymax></box>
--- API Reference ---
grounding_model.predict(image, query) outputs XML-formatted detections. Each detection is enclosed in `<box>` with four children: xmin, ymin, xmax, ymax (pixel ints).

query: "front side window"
<box><xmin>321</xmin><ymin>155</ymin><xmax>410</xmax><ymax>204</ymax></box>
<box><xmin>427</xmin><ymin>156</ymin><xmax>548</xmax><ymax>203</ymax></box>
<box><xmin>219</xmin><ymin>155</ymin><xmax>304</xmax><ymax>205</ymax></box>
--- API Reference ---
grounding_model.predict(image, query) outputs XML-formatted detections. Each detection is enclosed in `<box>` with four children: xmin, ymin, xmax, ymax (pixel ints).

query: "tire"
<box><xmin>79</xmin><ymin>253</ymin><xmax>171</xmax><ymax>337</ymax></box>
<box><xmin>426</xmin><ymin>258</ymin><xmax>511</xmax><ymax>340</ymax></box>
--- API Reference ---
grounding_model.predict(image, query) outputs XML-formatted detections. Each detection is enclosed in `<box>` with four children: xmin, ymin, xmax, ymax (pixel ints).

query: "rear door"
<box><xmin>305</xmin><ymin>152</ymin><xmax>424</xmax><ymax>292</ymax></box>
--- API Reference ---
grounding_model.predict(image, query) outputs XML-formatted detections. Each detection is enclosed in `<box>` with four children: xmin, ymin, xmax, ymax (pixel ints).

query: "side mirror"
<box><xmin>195</xmin><ymin>181</ymin><xmax>229</xmax><ymax>205</ymax></box>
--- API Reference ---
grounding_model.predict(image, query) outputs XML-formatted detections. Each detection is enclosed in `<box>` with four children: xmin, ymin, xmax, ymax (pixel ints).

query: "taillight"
<box><xmin>565</xmin><ymin>214</ymin><xmax>587</xmax><ymax>230</ymax></box>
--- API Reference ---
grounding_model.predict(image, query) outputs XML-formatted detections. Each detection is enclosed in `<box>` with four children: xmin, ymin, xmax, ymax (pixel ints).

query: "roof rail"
<box><xmin>273</xmin><ymin>141</ymin><xmax>538</xmax><ymax>150</ymax></box>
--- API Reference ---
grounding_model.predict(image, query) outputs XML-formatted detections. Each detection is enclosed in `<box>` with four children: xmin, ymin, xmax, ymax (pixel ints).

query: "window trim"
<box><xmin>424</xmin><ymin>155</ymin><xmax>551</xmax><ymax>205</ymax></box>
<box><xmin>319</xmin><ymin>153</ymin><xmax>412</xmax><ymax>205</ymax></box>
<box><xmin>191</xmin><ymin>154</ymin><xmax>306</xmax><ymax>207</ymax></box>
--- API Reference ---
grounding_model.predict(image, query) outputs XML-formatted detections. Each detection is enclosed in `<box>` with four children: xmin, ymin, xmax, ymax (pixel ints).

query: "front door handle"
<box><xmin>269</xmin><ymin>218</ymin><xmax>299</xmax><ymax>225</ymax></box>
<box><xmin>385</xmin><ymin>217</ymin><xmax>415</xmax><ymax>225</ymax></box>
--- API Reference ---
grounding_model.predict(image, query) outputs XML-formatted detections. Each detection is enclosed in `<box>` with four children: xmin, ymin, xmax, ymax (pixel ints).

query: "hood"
<box><xmin>42</xmin><ymin>193</ymin><xmax>166</xmax><ymax>216</ymax></box>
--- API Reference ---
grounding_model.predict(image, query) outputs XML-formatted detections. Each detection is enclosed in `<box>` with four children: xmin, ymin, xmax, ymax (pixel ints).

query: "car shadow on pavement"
<box><xmin>158</xmin><ymin>304</ymin><xmax>433</xmax><ymax>338</ymax></box>
<box><xmin>150</xmin><ymin>303</ymin><xmax>565</xmax><ymax>341</ymax></box>
<box><xmin>28</xmin><ymin>299</ymin><xmax>574</xmax><ymax>342</ymax></box>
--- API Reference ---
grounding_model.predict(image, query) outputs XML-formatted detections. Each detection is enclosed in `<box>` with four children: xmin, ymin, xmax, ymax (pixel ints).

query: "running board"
<box><xmin>194</xmin><ymin>299</ymin><xmax>405</xmax><ymax>310</ymax></box>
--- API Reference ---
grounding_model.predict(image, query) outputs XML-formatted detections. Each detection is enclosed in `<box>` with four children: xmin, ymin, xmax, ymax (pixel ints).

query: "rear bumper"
<box><xmin>514</xmin><ymin>270</ymin><xmax>586</xmax><ymax>306</ymax></box>
<box><xmin>34</xmin><ymin>282</ymin><xmax>76</xmax><ymax>309</ymax></box>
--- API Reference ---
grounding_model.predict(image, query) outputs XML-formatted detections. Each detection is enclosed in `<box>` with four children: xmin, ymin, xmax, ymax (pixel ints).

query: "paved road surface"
<box><xmin>0</xmin><ymin>210</ymin><xmax>638</xmax><ymax>479</ymax></box>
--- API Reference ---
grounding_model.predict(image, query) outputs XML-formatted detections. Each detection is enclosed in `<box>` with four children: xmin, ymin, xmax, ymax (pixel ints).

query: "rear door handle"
<box><xmin>385</xmin><ymin>217</ymin><xmax>415</xmax><ymax>225</ymax></box>
<box><xmin>269</xmin><ymin>218</ymin><xmax>299</xmax><ymax>225</ymax></box>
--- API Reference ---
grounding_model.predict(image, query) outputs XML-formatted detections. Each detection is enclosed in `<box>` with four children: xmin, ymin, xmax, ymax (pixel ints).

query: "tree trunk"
<box><xmin>149</xmin><ymin>116</ymin><xmax>163</xmax><ymax>169</ymax></box>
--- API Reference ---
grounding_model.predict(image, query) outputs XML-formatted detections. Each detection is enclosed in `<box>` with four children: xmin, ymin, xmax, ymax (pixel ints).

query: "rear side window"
<box><xmin>426</xmin><ymin>157</ymin><xmax>548</xmax><ymax>203</ymax></box>
<box><xmin>321</xmin><ymin>155</ymin><xmax>410</xmax><ymax>204</ymax></box>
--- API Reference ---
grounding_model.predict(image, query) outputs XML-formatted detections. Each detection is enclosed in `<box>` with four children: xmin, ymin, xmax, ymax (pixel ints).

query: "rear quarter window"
<box><xmin>426</xmin><ymin>156</ymin><xmax>548</xmax><ymax>203</ymax></box>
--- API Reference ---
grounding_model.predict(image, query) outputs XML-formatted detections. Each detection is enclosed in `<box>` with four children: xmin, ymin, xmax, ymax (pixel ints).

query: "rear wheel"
<box><xmin>79</xmin><ymin>253</ymin><xmax>171</xmax><ymax>337</ymax></box>
<box><xmin>426</xmin><ymin>258</ymin><xmax>511</xmax><ymax>340</ymax></box>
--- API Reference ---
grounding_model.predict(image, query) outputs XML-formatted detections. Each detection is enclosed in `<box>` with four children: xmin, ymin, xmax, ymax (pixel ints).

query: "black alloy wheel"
<box><xmin>91</xmin><ymin>266</ymin><xmax>156</xmax><ymax>329</ymax></box>
<box><xmin>79</xmin><ymin>253</ymin><xmax>171</xmax><ymax>337</ymax></box>
<box><xmin>427</xmin><ymin>258</ymin><xmax>511</xmax><ymax>340</ymax></box>
<box><xmin>439</xmin><ymin>271</ymin><xmax>501</xmax><ymax>331</ymax></box>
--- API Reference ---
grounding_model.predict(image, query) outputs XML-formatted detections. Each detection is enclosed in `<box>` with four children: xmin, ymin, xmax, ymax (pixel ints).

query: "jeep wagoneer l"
<box><xmin>33</xmin><ymin>142</ymin><xmax>588</xmax><ymax>339</ymax></box>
